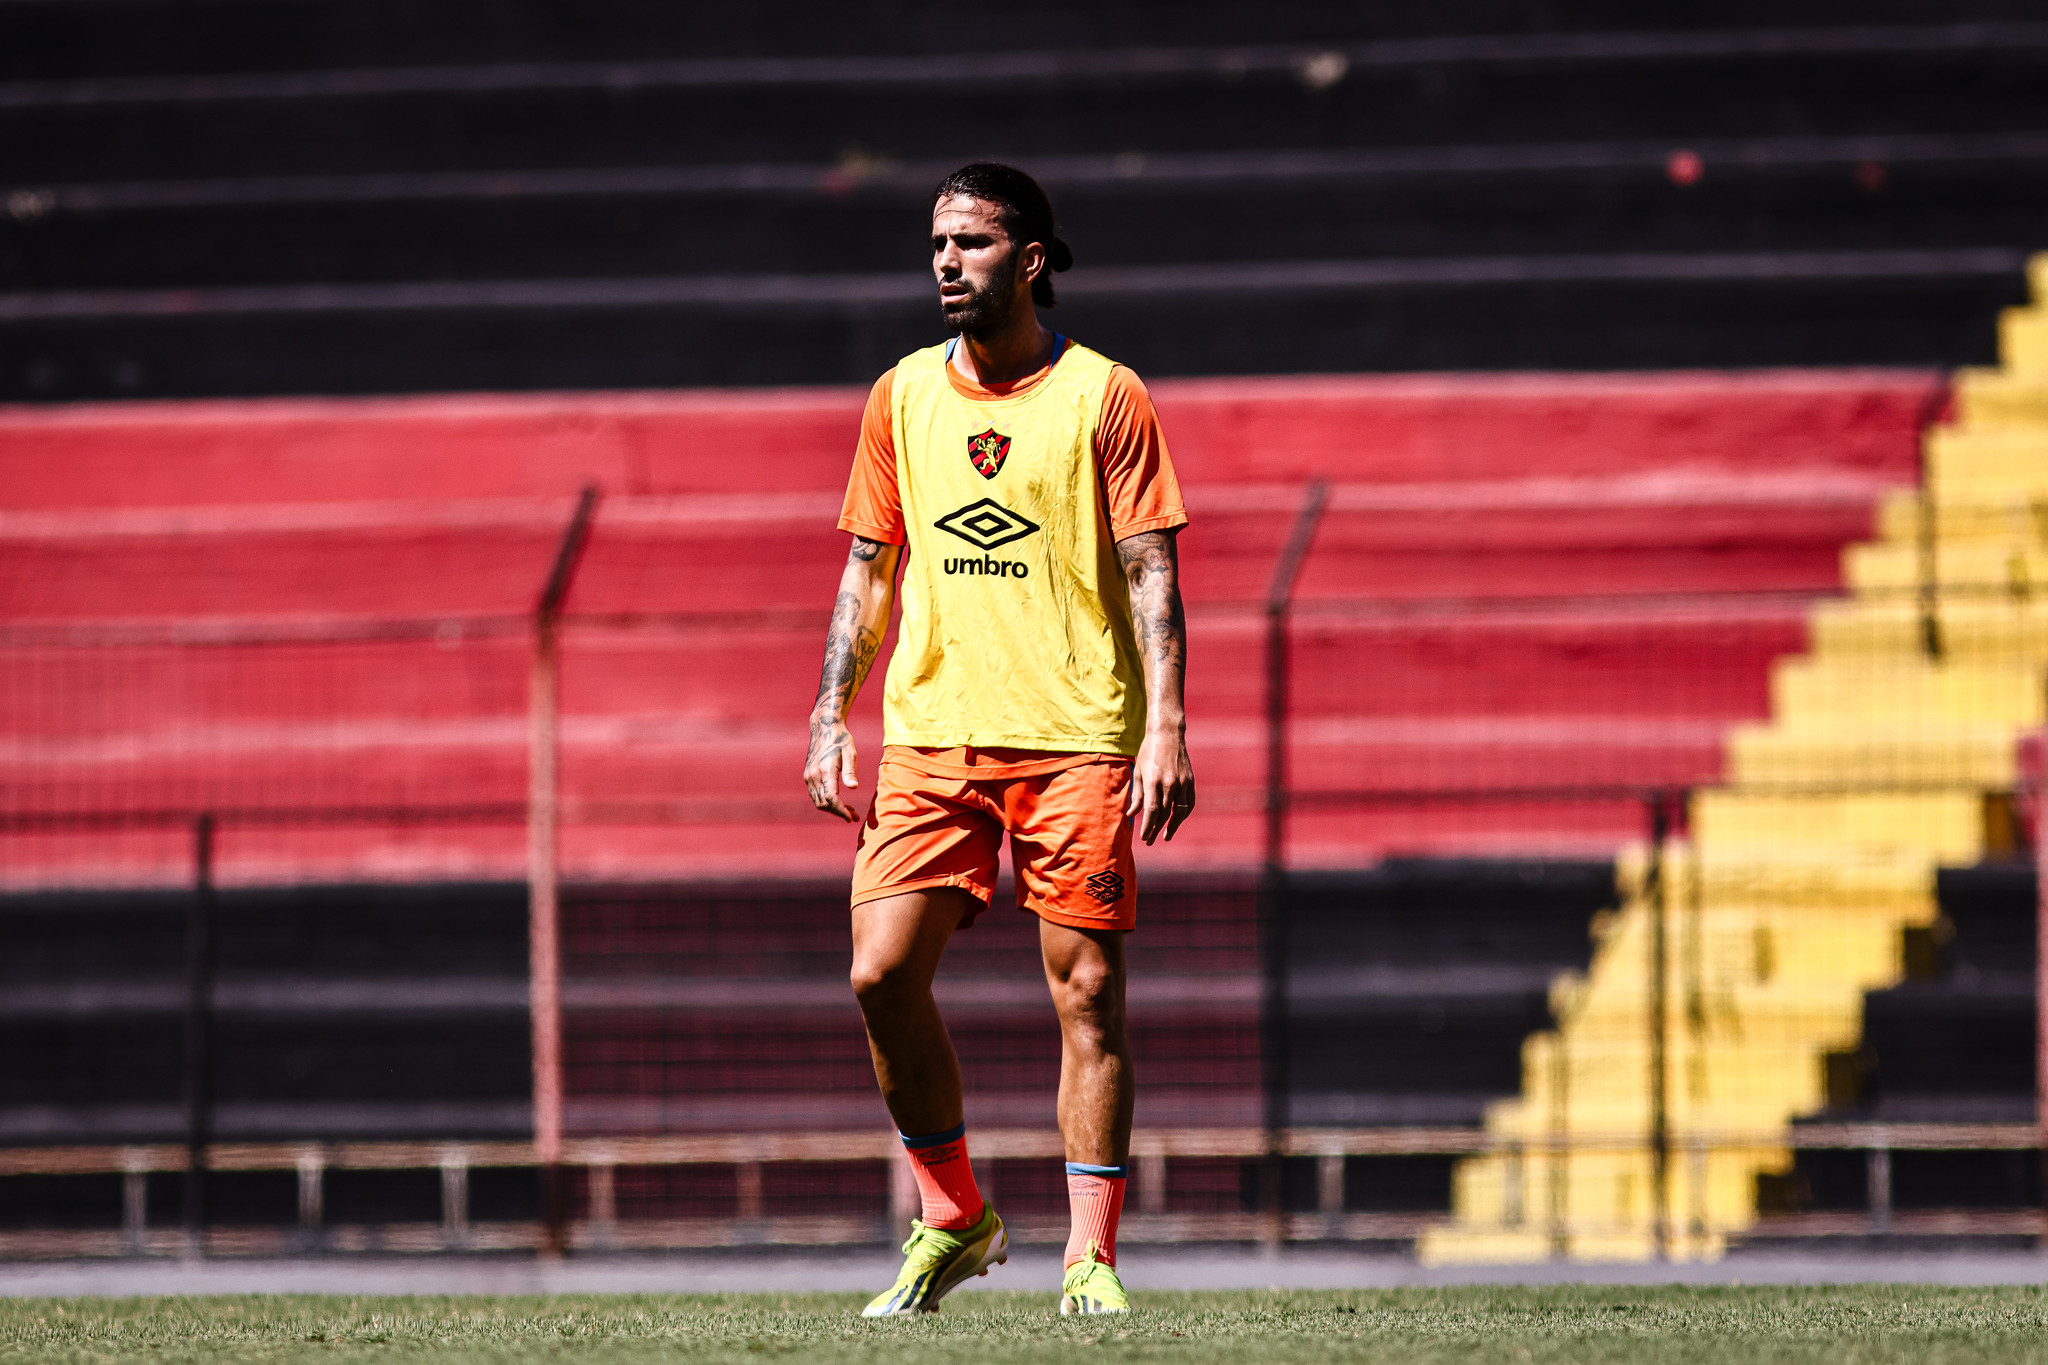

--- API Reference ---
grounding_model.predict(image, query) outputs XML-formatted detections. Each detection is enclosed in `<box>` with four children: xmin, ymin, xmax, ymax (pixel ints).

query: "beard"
<box><xmin>939</xmin><ymin>255</ymin><xmax>1023</xmax><ymax>338</ymax></box>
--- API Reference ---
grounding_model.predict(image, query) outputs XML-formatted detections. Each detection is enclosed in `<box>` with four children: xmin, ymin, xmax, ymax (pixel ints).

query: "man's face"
<box><xmin>931</xmin><ymin>195</ymin><xmax>1040</xmax><ymax>336</ymax></box>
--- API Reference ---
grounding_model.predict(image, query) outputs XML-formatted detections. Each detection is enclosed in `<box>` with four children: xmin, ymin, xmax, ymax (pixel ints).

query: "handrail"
<box><xmin>6</xmin><ymin>1122</ymin><xmax>2036</xmax><ymax>1178</ymax></box>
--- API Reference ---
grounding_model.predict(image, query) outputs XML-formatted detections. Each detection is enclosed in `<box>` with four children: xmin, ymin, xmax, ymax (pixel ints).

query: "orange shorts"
<box><xmin>850</xmin><ymin>753</ymin><xmax>1137</xmax><ymax>933</ymax></box>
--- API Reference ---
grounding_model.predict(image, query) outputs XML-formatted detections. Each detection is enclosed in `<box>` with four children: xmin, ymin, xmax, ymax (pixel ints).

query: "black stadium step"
<box><xmin>0</xmin><ymin>883</ymin><xmax>532</xmax><ymax>1144</ymax></box>
<box><xmin>0</xmin><ymin>863</ymin><xmax>1601</xmax><ymax>1143</ymax></box>
<box><xmin>0</xmin><ymin>8</ymin><xmax>2041</xmax><ymax>395</ymax></box>
<box><xmin>1860</xmin><ymin>978</ymin><xmax>2036</xmax><ymax>1103</ymax></box>
<box><xmin>1</xmin><ymin>264</ymin><xmax>2013</xmax><ymax>400</ymax></box>
<box><xmin>1284</xmin><ymin>860</ymin><xmax>1608</xmax><ymax>1126</ymax></box>
<box><xmin>12</xmin><ymin>2</ymin><xmax>2041</xmax><ymax>78</ymax></box>
<box><xmin>1936</xmin><ymin>861</ymin><xmax>2039</xmax><ymax>976</ymax></box>
<box><xmin>9</xmin><ymin>36</ymin><xmax>2048</xmax><ymax>183</ymax></box>
<box><xmin>1854</xmin><ymin>861</ymin><xmax>2038</xmax><ymax>1117</ymax></box>
<box><xmin>10</xmin><ymin>148</ymin><xmax>2048</xmax><ymax>290</ymax></box>
<box><xmin>1773</xmin><ymin>860</ymin><xmax>2038</xmax><ymax>1219</ymax></box>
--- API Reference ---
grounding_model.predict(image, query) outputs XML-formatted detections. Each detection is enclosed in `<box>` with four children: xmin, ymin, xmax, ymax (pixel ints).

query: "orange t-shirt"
<box><xmin>839</xmin><ymin>338</ymin><xmax>1188</xmax><ymax>779</ymax></box>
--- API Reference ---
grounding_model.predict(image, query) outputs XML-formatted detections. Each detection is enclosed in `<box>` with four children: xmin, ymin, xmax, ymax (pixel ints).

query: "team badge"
<box><xmin>967</xmin><ymin>428</ymin><xmax>1011</xmax><ymax>479</ymax></box>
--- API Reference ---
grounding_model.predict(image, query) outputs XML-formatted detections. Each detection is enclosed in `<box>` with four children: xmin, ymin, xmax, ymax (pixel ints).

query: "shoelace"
<box><xmin>900</xmin><ymin>1220</ymin><xmax>953</xmax><ymax>1265</ymax></box>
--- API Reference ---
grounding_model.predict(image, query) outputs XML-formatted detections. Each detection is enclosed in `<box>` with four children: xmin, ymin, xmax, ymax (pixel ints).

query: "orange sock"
<box><xmin>900</xmin><ymin>1124</ymin><xmax>984</xmax><ymax>1230</ymax></box>
<box><xmin>1063</xmin><ymin>1162</ymin><xmax>1127</xmax><ymax>1267</ymax></box>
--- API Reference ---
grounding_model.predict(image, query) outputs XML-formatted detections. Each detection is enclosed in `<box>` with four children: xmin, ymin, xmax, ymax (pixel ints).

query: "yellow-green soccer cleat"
<box><xmin>860</xmin><ymin>1203</ymin><xmax>1007</xmax><ymax>1317</ymax></box>
<box><xmin>1059</xmin><ymin>1243</ymin><xmax>1130</xmax><ymax>1316</ymax></box>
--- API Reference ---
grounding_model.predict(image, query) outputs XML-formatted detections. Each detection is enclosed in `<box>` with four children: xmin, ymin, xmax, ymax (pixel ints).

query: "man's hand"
<box><xmin>805</xmin><ymin>715</ymin><xmax>861</xmax><ymax>822</ymax></box>
<box><xmin>1128</xmin><ymin>727</ymin><xmax>1195</xmax><ymax>845</ymax></box>
<box><xmin>1116</xmin><ymin>527</ymin><xmax>1194</xmax><ymax>845</ymax></box>
<box><xmin>805</xmin><ymin>535</ymin><xmax>900</xmax><ymax>822</ymax></box>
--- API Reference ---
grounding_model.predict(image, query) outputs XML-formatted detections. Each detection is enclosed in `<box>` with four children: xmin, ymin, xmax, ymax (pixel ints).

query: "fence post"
<box><xmin>1547</xmin><ymin>1030</ymin><xmax>1569</xmax><ymax>1260</ymax></box>
<box><xmin>181</xmin><ymin>812</ymin><xmax>216</xmax><ymax>1260</ymax></box>
<box><xmin>1645</xmin><ymin>792</ymin><xmax>1671</xmax><ymax>1262</ymax></box>
<box><xmin>1914</xmin><ymin>384</ymin><xmax>1946</xmax><ymax>662</ymax></box>
<box><xmin>1137</xmin><ymin>1149</ymin><xmax>1167</xmax><ymax>1217</ymax></box>
<box><xmin>530</xmin><ymin>486</ymin><xmax>599</xmax><ymax>1258</ymax></box>
<box><xmin>440</xmin><ymin>1150</ymin><xmax>471</xmax><ymax>1250</ymax></box>
<box><xmin>587</xmin><ymin>1155</ymin><xmax>617</xmax><ymax>1249</ymax></box>
<box><xmin>1866</xmin><ymin>1141</ymin><xmax>1894</xmax><ymax>1234</ymax></box>
<box><xmin>1684</xmin><ymin>837</ymin><xmax>1709</xmax><ymax>1251</ymax></box>
<box><xmin>121</xmin><ymin>1150</ymin><xmax>149</xmax><ymax>1256</ymax></box>
<box><xmin>2037</xmin><ymin>809</ymin><xmax>2047</xmax><ymax>1243</ymax></box>
<box><xmin>1259</xmin><ymin>479</ymin><xmax>1327</xmax><ymax>1249</ymax></box>
<box><xmin>296</xmin><ymin>1148</ymin><xmax>325</xmax><ymax>1247</ymax></box>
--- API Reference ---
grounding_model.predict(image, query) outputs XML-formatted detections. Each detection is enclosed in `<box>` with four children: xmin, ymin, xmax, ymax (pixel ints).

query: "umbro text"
<box><xmin>944</xmin><ymin>555</ymin><xmax>1030</xmax><ymax>578</ymax></box>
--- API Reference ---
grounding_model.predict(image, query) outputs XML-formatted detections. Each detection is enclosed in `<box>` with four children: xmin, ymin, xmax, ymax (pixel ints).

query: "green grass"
<box><xmin>6</xmin><ymin>1287</ymin><xmax>2048</xmax><ymax>1364</ymax></box>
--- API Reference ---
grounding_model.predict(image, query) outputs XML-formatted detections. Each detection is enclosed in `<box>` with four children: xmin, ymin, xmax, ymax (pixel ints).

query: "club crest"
<box><xmin>967</xmin><ymin>428</ymin><xmax>1011</xmax><ymax>479</ymax></box>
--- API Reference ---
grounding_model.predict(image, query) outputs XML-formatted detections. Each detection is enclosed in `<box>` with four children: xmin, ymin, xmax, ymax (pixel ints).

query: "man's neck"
<box><xmin>951</xmin><ymin>314</ymin><xmax>1056</xmax><ymax>387</ymax></box>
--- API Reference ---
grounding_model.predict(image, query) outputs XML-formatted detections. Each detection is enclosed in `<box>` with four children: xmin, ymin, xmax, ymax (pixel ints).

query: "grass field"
<box><xmin>7</xmin><ymin>1287</ymin><xmax>2048</xmax><ymax>1364</ymax></box>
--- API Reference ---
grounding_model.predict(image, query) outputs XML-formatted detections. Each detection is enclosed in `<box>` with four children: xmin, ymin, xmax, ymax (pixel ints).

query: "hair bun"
<box><xmin>1049</xmin><ymin>237</ymin><xmax>1074</xmax><ymax>272</ymax></box>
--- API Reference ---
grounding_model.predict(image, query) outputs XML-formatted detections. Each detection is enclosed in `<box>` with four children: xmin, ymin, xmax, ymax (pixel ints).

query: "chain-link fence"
<box><xmin>7</xmin><ymin>458</ymin><xmax>2036</xmax><ymax>1260</ymax></box>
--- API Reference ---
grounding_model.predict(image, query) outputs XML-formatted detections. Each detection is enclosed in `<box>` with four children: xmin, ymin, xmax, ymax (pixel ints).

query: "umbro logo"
<box><xmin>934</xmin><ymin>498</ymin><xmax>1041</xmax><ymax>552</ymax></box>
<box><xmin>1084</xmin><ymin>871</ymin><xmax>1125</xmax><ymax>904</ymax></box>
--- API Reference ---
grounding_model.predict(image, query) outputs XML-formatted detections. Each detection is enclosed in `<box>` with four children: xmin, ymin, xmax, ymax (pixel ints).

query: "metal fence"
<box><xmin>3</xmin><ymin>480</ymin><xmax>2041</xmax><ymax>1261</ymax></box>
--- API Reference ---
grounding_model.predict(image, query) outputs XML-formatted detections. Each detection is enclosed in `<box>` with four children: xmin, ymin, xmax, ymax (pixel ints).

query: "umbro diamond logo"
<box><xmin>934</xmin><ymin>498</ymin><xmax>1042</xmax><ymax>552</ymax></box>
<box><xmin>1085</xmin><ymin>871</ymin><xmax>1125</xmax><ymax>904</ymax></box>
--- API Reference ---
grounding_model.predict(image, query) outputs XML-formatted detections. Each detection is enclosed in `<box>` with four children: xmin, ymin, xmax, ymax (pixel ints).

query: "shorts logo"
<box><xmin>1084</xmin><ymin>870</ymin><xmax>1125</xmax><ymax>904</ymax></box>
<box><xmin>967</xmin><ymin>428</ymin><xmax>1012</xmax><ymax>479</ymax></box>
<box><xmin>934</xmin><ymin>498</ymin><xmax>1041</xmax><ymax>552</ymax></box>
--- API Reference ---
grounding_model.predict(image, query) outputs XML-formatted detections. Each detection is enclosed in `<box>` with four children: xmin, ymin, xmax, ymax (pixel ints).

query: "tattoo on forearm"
<box><xmin>815</xmin><ymin>591</ymin><xmax>882</xmax><ymax>719</ymax></box>
<box><xmin>811</xmin><ymin>537</ymin><xmax>890</xmax><ymax>741</ymax></box>
<box><xmin>1118</xmin><ymin>531</ymin><xmax>1187</xmax><ymax>685</ymax></box>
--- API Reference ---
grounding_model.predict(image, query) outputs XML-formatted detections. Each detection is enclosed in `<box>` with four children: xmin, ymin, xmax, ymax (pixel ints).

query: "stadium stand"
<box><xmin>0</xmin><ymin>370</ymin><xmax>1930</xmax><ymax>883</ymax></box>
<box><xmin>2</xmin><ymin>2</ymin><xmax>2042</xmax><ymax>1257</ymax></box>
<box><xmin>2</xmin><ymin>3</ymin><xmax>2045</xmax><ymax>398</ymax></box>
<box><xmin>0</xmin><ymin>368</ymin><xmax>1928</xmax><ymax>1247</ymax></box>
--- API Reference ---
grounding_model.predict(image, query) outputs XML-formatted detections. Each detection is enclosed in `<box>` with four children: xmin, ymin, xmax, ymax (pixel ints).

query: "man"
<box><xmin>804</xmin><ymin>162</ymin><xmax>1194</xmax><ymax>1318</ymax></box>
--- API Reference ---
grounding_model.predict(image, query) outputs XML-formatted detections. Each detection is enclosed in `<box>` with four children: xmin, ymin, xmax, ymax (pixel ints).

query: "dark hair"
<box><xmin>931</xmin><ymin>162</ymin><xmax>1073</xmax><ymax>307</ymax></box>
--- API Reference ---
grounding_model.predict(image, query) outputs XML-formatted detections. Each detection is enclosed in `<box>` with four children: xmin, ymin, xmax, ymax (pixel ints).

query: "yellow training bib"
<box><xmin>882</xmin><ymin>340</ymin><xmax>1144</xmax><ymax>755</ymax></box>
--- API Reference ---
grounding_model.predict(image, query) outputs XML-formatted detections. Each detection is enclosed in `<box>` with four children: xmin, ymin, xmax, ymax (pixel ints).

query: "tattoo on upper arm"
<box><xmin>1117</xmin><ymin>530</ymin><xmax>1187</xmax><ymax>678</ymax></box>
<box><xmin>850</xmin><ymin>536</ymin><xmax>884</xmax><ymax>562</ymax></box>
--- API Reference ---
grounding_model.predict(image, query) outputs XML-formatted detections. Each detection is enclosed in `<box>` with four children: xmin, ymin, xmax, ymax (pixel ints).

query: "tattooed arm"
<box><xmin>805</xmin><ymin>535</ymin><xmax>902</xmax><ymax>821</ymax></box>
<box><xmin>1116</xmin><ymin>528</ymin><xmax>1195</xmax><ymax>844</ymax></box>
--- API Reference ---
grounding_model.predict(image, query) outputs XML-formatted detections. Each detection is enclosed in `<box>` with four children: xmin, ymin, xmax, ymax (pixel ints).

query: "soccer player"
<box><xmin>804</xmin><ymin>163</ymin><xmax>1194</xmax><ymax>1317</ymax></box>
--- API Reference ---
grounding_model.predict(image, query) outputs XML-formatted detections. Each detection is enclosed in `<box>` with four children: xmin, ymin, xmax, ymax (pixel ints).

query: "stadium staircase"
<box><xmin>1421</xmin><ymin>257</ymin><xmax>2048</xmax><ymax>1264</ymax></box>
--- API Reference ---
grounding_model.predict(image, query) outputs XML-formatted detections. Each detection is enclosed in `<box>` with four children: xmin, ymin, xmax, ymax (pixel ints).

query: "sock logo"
<box><xmin>1084</xmin><ymin>871</ymin><xmax>1125</xmax><ymax>904</ymax></box>
<box><xmin>935</xmin><ymin>498</ymin><xmax>1041</xmax><ymax>552</ymax></box>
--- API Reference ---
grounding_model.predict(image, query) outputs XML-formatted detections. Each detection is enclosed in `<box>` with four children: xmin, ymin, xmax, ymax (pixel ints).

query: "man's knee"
<box><xmin>1051</xmin><ymin>955</ymin><xmax>1126</xmax><ymax>1033</ymax></box>
<box><xmin>849</xmin><ymin>952</ymin><xmax>898</xmax><ymax>1004</ymax></box>
<box><xmin>850</xmin><ymin>945</ymin><xmax>928</xmax><ymax>1010</ymax></box>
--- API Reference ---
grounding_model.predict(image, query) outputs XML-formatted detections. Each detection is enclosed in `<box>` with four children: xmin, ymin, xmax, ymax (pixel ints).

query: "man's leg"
<box><xmin>851</xmin><ymin>886</ymin><xmax>1007</xmax><ymax>1316</ymax></box>
<box><xmin>851</xmin><ymin>888</ymin><xmax>977</xmax><ymax>1136</ymax></box>
<box><xmin>1041</xmin><ymin>917</ymin><xmax>1134</xmax><ymax>1274</ymax></box>
<box><xmin>851</xmin><ymin>887</ymin><xmax>988</xmax><ymax>1229</ymax></box>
